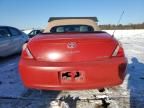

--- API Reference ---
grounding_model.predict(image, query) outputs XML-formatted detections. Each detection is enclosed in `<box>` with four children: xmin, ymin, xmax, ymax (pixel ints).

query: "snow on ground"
<box><xmin>0</xmin><ymin>29</ymin><xmax>144</xmax><ymax>108</ymax></box>
<box><xmin>104</xmin><ymin>29</ymin><xmax>144</xmax><ymax>107</ymax></box>
<box><xmin>22</xmin><ymin>29</ymin><xmax>33</xmax><ymax>34</ymax></box>
<box><xmin>0</xmin><ymin>55</ymin><xmax>27</xmax><ymax>97</ymax></box>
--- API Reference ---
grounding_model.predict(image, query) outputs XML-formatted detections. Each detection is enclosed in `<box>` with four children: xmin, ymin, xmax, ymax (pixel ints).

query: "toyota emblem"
<box><xmin>67</xmin><ymin>42</ymin><xmax>77</xmax><ymax>48</ymax></box>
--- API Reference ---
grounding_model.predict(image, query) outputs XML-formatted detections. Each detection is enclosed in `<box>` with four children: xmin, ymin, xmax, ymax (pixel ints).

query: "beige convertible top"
<box><xmin>44</xmin><ymin>17</ymin><xmax>100</xmax><ymax>32</ymax></box>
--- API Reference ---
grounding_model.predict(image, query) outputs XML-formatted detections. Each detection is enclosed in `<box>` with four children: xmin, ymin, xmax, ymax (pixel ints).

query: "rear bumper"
<box><xmin>19</xmin><ymin>57</ymin><xmax>127</xmax><ymax>90</ymax></box>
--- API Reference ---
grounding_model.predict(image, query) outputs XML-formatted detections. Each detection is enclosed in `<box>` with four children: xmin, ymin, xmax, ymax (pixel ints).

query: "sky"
<box><xmin>0</xmin><ymin>0</ymin><xmax>144</xmax><ymax>29</ymax></box>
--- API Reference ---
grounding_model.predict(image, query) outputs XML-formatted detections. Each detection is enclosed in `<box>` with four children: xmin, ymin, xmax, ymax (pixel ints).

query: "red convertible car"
<box><xmin>19</xmin><ymin>17</ymin><xmax>127</xmax><ymax>90</ymax></box>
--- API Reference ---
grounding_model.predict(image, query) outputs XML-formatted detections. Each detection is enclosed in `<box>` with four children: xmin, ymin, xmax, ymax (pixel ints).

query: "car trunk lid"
<box><xmin>28</xmin><ymin>32</ymin><xmax>117</xmax><ymax>62</ymax></box>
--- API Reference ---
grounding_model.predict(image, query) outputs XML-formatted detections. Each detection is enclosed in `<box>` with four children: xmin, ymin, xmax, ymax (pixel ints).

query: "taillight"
<box><xmin>112</xmin><ymin>44</ymin><xmax>125</xmax><ymax>57</ymax></box>
<box><xmin>119</xmin><ymin>63</ymin><xmax>127</xmax><ymax>80</ymax></box>
<box><xmin>22</xmin><ymin>43</ymin><xmax>34</xmax><ymax>59</ymax></box>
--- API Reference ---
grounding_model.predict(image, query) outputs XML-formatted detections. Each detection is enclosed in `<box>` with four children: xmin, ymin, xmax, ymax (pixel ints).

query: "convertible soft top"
<box><xmin>44</xmin><ymin>17</ymin><xmax>100</xmax><ymax>32</ymax></box>
<box><xmin>48</xmin><ymin>17</ymin><xmax>98</xmax><ymax>22</ymax></box>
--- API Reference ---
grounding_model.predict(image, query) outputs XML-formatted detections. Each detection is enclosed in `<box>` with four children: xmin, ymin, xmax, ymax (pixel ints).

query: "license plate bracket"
<box><xmin>59</xmin><ymin>71</ymin><xmax>85</xmax><ymax>83</ymax></box>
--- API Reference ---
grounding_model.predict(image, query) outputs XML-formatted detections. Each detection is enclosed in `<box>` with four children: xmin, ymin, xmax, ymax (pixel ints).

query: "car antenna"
<box><xmin>112</xmin><ymin>11</ymin><xmax>125</xmax><ymax>37</ymax></box>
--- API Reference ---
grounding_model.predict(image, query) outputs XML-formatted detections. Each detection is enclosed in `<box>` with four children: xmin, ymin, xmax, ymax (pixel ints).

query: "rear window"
<box><xmin>50</xmin><ymin>25</ymin><xmax>94</xmax><ymax>33</ymax></box>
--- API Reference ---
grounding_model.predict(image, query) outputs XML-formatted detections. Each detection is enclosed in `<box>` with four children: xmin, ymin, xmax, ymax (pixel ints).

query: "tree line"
<box><xmin>99</xmin><ymin>22</ymin><xmax>144</xmax><ymax>30</ymax></box>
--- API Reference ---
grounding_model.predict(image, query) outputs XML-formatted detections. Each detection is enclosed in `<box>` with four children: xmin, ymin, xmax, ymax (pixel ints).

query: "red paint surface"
<box><xmin>19</xmin><ymin>32</ymin><xmax>127</xmax><ymax>90</ymax></box>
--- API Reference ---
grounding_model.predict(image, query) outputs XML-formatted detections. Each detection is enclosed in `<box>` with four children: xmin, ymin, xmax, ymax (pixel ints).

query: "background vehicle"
<box><xmin>28</xmin><ymin>30</ymin><xmax>42</xmax><ymax>38</ymax></box>
<box><xmin>0</xmin><ymin>26</ymin><xmax>29</xmax><ymax>57</ymax></box>
<box><xmin>19</xmin><ymin>17</ymin><xmax>127</xmax><ymax>90</ymax></box>
<box><xmin>23</xmin><ymin>29</ymin><xmax>43</xmax><ymax>38</ymax></box>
